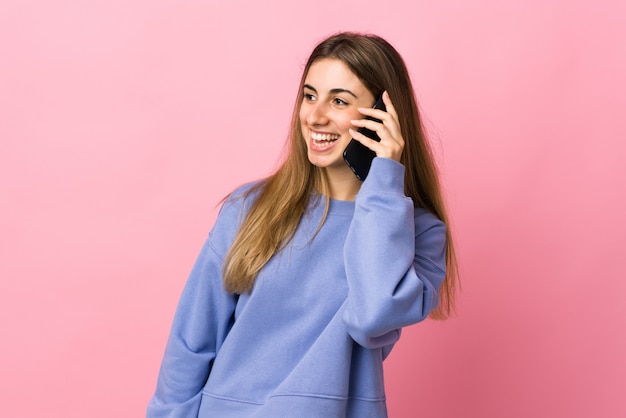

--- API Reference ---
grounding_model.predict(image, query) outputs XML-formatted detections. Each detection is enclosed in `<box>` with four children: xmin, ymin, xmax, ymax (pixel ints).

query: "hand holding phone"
<box><xmin>343</xmin><ymin>96</ymin><xmax>387</xmax><ymax>181</ymax></box>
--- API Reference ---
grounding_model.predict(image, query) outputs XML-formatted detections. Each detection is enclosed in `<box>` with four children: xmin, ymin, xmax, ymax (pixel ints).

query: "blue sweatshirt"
<box><xmin>147</xmin><ymin>158</ymin><xmax>447</xmax><ymax>417</ymax></box>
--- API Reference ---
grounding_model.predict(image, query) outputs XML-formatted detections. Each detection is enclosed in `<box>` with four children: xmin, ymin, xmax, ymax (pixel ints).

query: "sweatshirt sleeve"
<box><xmin>342</xmin><ymin>157</ymin><xmax>447</xmax><ymax>349</ymax></box>
<box><xmin>146</xmin><ymin>198</ymin><xmax>242</xmax><ymax>418</ymax></box>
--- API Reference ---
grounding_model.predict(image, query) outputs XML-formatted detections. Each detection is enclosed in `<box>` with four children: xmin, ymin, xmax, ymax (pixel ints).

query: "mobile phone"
<box><xmin>343</xmin><ymin>96</ymin><xmax>387</xmax><ymax>181</ymax></box>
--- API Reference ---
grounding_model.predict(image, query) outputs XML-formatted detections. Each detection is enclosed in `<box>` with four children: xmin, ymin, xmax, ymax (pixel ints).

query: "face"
<box><xmin>299</xmin><ymin>58</ymin><xmax>375</xmax><ymax>172</ymax></box>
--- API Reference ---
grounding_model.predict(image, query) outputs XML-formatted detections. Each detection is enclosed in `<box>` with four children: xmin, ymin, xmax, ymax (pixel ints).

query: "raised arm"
<box><xmin>342</xmin><ymin>157</ymin><xmax>446</xmax><ymax>349</ymax></box>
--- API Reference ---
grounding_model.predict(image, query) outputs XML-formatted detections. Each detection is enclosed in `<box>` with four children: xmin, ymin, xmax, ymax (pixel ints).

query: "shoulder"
<box><xmin>208</xmin><ymin>179</ymin><xmax>267</xmax><ymax>256</ymax></box>
<box><xmin>413</xmin><ymin>207</ymin><xmax>447</xmax><ymax>272</ymax></box>
<box><xmin>220</xmin><ymin>179</ymin><xmax>266</xmax><ymax>218</ymax></box>
<box><xmin>414</xmin><ymin>207</ymin><xmax>445</xmax><ymax>235</ymax></box>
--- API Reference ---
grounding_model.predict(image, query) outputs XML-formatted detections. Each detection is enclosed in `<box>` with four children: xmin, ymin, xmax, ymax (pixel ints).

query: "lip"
<box><xmin>308</xmin><ymin>129</ymin><xmax>341</xmax><ymax>152</ymax></box>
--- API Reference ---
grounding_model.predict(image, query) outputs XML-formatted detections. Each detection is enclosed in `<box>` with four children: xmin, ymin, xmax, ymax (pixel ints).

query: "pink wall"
<box><xmin>1</xmin><ymin>1</ymin><xmax>624</xmax><ymax>417</ymax></box>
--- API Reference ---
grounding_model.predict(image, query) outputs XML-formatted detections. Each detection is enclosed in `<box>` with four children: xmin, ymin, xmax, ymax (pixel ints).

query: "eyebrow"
<box><xmin>303</xmin><ymin>84</ymin><xmax>358</xmax><ymax>99</ymax></box>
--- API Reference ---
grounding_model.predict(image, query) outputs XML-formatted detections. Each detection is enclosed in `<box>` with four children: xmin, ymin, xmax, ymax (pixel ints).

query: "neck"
<box><xmin>323</xmin><ymin>166</ymin><xmax>362</xmax><ymax>201</ymax></box>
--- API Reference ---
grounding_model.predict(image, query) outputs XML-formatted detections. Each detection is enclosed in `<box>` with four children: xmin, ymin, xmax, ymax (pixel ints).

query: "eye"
<box><xmin>332</xmin><ymin>97</ymin><xmax>348</xmax><ymax>106</ymax></box>
<box><xmin>303</xmin><ymin>92</ymin><xmax>316</xmax><ymax>102</ymax></box>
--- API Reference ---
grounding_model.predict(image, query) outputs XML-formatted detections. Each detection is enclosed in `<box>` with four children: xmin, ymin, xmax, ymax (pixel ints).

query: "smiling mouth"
<box><xmin>311</xmin><ymin>132</ymin><xmax>340</xmax><ymax>148</ymax></box>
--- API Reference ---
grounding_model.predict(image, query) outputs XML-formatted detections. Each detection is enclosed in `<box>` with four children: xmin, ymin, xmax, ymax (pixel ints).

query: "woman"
<box><xmin>147</xmin><ymin>32</ymin><xmax>459</xmax><ymax>418</ymax></box>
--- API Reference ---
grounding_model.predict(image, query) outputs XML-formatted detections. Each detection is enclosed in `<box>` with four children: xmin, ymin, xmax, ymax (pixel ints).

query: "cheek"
<box><xmin>298</xmin><ymin>104</ymin><xmax>308</xmax><ymax>126</ymax></box>
<box><xmin>337</xmin><ymin>111</ymin><xmax>358</xmax><ymax>132</ymax></box>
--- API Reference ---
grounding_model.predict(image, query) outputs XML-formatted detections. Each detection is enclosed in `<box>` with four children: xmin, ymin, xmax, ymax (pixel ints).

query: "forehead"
<box><xmin>304</xmin><ymin>58</ymin><xmax>367</xmax><ymax>92</ymax></box>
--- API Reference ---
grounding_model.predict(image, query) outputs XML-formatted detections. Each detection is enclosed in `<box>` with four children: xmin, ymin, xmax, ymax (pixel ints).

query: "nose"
<box><xmin>306</xmin><ymin>101</ymin><xmax>329</xmax><ymax>126</ymax></box>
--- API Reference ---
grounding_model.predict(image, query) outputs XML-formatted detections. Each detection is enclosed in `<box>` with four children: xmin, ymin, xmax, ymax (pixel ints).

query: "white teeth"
<box><xmin>311</xmin><ymin>132</ymin><xmax>339</xmax><ymax>141</ymax></box>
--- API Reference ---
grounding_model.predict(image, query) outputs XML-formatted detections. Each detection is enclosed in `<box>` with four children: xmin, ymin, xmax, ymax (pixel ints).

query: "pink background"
<box><xmin>1</xmin><ymin>1</ymin><xmax>625</xmax><ymax>417</ymax></box>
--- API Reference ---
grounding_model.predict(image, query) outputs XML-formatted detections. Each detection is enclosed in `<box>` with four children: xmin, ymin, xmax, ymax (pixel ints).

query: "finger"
<box><xmin>357</xmin><ymin>93</ymin><xmax>401</xmax><ymax>138</ymax></box>
<box><xmin>354</xmin><ymin>109</ymin><xmax>402</xmax><ymax>143</ymax></box>
<box><xmin>350</xmin><ymin>117</ymin><xmax>388</xmax><ymax>133</ymax></box>
<box><xmin>357</xmin><ymin>92</ymin><xmax>399</xmax><ymax>125</ymax></box>
<box><xmin>348</xmin><ymin>128</ymin><xmax>403</xmax><ymax>161</ymax></box>
<box><xmin>381</xmin><ymin>91</ymin><xmax>399</xmax><ymax>121</ymax></box>
<box><xmin>380</xmin><ymin>91</ymin><xmax>403</xmax><ymax>140</ymax></box>
<box><xmin>352</xmin><ymin>110</ymin><xmax>403</xmax><ymax>149</ymax></box>
<box><xmin>348</xmin><ymin>128</ymin><xmax>383</xmax><ymax>151</ymax></box>
<box><xmin>350</xmin><ymin>118</ymin><xmax>398</xmax><ymax>148</ymax></box>
<box><xmin>356</xmin><ymin>106</ymin><xmax>388</xmax><ymax>122</ymax></box>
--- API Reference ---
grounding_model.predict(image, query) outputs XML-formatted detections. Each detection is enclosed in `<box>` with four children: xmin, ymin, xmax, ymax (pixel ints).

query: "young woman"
<box><xmin>147</xmin><ymin>32</ymin><xmax>459</xmax><ymax>418</ymax></box>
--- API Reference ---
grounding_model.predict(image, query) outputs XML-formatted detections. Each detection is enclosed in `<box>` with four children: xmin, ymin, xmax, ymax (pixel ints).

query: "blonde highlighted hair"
<box><xmin>222</xmin><ymin>32</ymin><xmax>459</xmax><ymax>319</ymax></box>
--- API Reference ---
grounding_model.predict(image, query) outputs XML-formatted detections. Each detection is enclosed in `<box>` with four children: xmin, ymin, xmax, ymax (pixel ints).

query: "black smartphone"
<box><xmin>343</xmin><ymin>96</ymin><xmax>387</xmax><ymax>181</ymax></box>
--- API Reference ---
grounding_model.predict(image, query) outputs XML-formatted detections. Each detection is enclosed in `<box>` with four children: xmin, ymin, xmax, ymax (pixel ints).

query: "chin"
<box><xmin>307</xmin><ymin>153</ymin><xmax>344</xmax><ymax>169</ymax></box>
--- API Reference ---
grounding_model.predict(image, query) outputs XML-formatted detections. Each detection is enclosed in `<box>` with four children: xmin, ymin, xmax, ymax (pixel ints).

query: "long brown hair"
<box><xmin>222</xmin><ymin>32</ymin><xmax>459</xmax><ymax>319</ymax></box>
